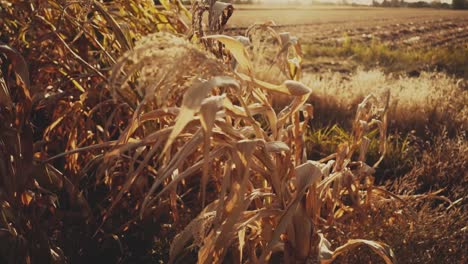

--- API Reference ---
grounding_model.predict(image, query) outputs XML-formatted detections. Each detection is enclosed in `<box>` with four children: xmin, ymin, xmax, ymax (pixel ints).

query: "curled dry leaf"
<box><xmin>318</xmin><ymin>233</ymin><xmax>335</xmax><ymax>261</ymax></box>
<box><xmin>283</xmin><ymin>80</ymin><xmax>311</xmax><ymax>97</ymax></box>
<box><xmin>264</xmin><ymin>141</ymin><xmax>290</xmax><ymax>153</ymax></box>
<box><xmin>161</xmin><ymin>76</ymin><xmax>239</xmax><ymax>157</ymax></box>
<box><xmin>203</xmin><ymin>35</ymin><xmax>253</xmax><ymax>72</ymax></box>
<box><xmin>209</xmin><ymin>2</ymin><xmax>234</xmax><ymax>33</ymax></box>
<box><xmin>234</xmin><ymin>36</ymin><xmax>251</xmax><ymax>46</ymax></box>
<box><xmin>318</xmin><ymin>233</ymin><xmax>396</xmax><ymax>264</ymax></box>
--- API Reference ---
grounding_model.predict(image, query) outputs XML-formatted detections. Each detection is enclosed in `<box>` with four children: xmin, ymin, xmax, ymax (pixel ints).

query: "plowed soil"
<box><xmin>227</xmin><ymin>6</ymin><xmax>468</xmax><ymax>48</ymax></box>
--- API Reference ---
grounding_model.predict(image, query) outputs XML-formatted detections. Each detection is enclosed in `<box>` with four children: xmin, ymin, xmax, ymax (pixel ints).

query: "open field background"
<box><xmin>229</xmin><ymin>6</ymin><xmax>468</xmax><ymax>29</ymax></box>
<box><xmin>228</xmin><ymin>6</ymin><xmax>468</xmax><ymax>76</ymax></box>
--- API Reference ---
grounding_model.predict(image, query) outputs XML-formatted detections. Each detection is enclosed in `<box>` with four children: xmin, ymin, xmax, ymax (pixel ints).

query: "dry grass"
<box><xmin>303</xmin><ymin>69</ymin><xmax>468</xmax><ymax>137</ymax></box>
<box><xmin>0</xmin><ymin>1</ymin><xmax>466</xmax><ymax>263</ymax></box>
<box><xmin>300</xmin><ymin>69</ymin><xmax>467</xmax><ymax>263</ymax></box>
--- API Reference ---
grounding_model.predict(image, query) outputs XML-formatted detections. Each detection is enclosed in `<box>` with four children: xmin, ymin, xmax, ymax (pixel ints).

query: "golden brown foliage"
<box><xmin>0</xmin><ymin>1</ymin><xmax>465</xmax><ymax>263</ymax></box>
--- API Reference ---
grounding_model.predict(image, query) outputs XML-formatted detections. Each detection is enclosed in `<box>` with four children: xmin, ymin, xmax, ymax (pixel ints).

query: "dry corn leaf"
<box><xmin>234</xmin><ymin>36</ymin><xmax>251</xmax><ymax>46</ymax></box>
<box><xmin>264</xmin><ymin>141</ymin><xmax>290</xmax><ymax>153</ymax></box>
<box><xmin>237</xmin><ymin>72</ymin><xmax>311</xmax><ymax>96</ymax></box>
<box><xmin>93</xmin><ymin>0</ymin><xmax>132</xmax><ymax>51</ymax></box>
<box><xmin>199</xmin><ymin>140</ymin><xmax>258</xmax><ymax>263</ymax></box>
<box><xmin>108</xmin><ymin>136</ymin><xmax>168</xmax><ymax>217</ymax></box>
<box><xmin>203</xmin><ymin>35</ymin><xmax>253</xmax><ymax>72</ymax></box>
<box><xmin>238</xmin><ymin>227</ymin><xmax>246</xmax><ymax>263</ymax></box>
<box><xmin>141</xmin><ymin>129</ymin><xmax>204</xmax><ymax>217</ymax></box>
<box><xmin>274</xmin><ymin>32</ymin><xmax>303</xmax><ymax>80</ymax></box>
<box><xmin>359</xmin><ymin>136</ymin><xmax>371</xmax><ymax>162</ymax></box>
<box><xmin>318</xmin><ymin>233</ymin><xmax>334</xmax><ymax>261</ymax></box>
<box><xmin>277</xmin><ymin>93</ymin><xmax>310</xmax><ymax>129</ymax></box>
<box><xmin>200</xmin><ymin>95</ymin><xmax>226</xmax><ymax>206</ymax></box>
<box><xmin>0</xmin><ymin>70</ymin><xmax>12</xmax><ymax>109</ymax></box>
<box><xmin>0</xmin><ymin>43</ymin><xmax>30</xmax><ymax>91</ymax></box>
<box><xmin>260</xmin><ymin>161</ymin><xmax>322</xmax><ymax>262</ymax></box>
<box><xmin>169</xmin><ymin>201</ymin><xmax>219</xmax><ymax>263</ymax></box>
<box><xmin>318</xmin><ymin>234</ymin><xmax>396</xmax><ymax>264</ymax></box>
<box><xmin>292</xmin><ymin>203</ymin><xmax>313</xmax><ymax>259</ymax></box>
<box><xmin>155</xmin><ymin>147</ymin><xmax>225</xmax><ymax>202</ymax></box>
<box><xmin>161</xmin><ymin>76</ymin><xmax>239</xmax><ymax>157</ymax></box>
<box><xmin>20</xmin><ymin>192</ymin><xmax>33</xmax><ymax>206</ymax></box>
<box><xmin>209</xmin><ymin>2</ymin><xmax>234</xmax><ymax>32</ymax></box>
<box><xmin>245</xmin><ymin>20</ymin><xmax>280</xmax><ymax>47</ymax></box>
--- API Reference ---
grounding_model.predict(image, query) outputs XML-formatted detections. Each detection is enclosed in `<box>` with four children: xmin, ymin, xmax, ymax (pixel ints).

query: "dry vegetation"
<box><xmin>0</xmin><ymin>1</ymin><xmax>466</xmax><ymax>263</ymax></box>
<box><xmin>304</xmin><ymin>70</ymin><xmax>467</xmax><ymax>136</ymax></box>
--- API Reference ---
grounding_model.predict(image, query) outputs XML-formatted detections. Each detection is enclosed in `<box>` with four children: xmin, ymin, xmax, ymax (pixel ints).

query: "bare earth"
<box><xmin>227</xmin><ymin>6</ymin><xmax>468</xmax><ymax>48</ymax></box>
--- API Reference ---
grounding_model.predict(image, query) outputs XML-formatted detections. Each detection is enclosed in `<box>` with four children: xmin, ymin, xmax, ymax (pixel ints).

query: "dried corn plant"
<box><xmin>189</xmin><ymin>0</ymin><xmax>235</xmax><ymax>62</ymax></box>
<box><xmin>0</xmin><ymin>0</ymin><xmax>195</xmax><ymax>262</ymax></box>
<box><xmin>86</xmin><ymin>1</ymin><xmax>400</xmax><ymax>263</ymax></box>
<box><xmin>0</xmin><ymin>43</ymin><xmax>68</xmax><ymax>262</ymax></box>
<box><xmin>245</xmin><ymin>22</ymin><xmax>303</xmax><ymax>81</ymax></box>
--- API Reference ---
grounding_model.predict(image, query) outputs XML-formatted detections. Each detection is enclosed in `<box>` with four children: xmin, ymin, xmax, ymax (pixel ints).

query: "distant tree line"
<box><xmin>218</xmin><ymin>0</ymin><xmax>259</xmax><ymax>3</ymax></box>
<box><xmin>452</xmin><ymin>0</ymin><xmax>468</xmax><ymax>8</ymax></box>
<box><xmin>372</xmin><ymin>0</ymin><xmax>467</xmax><ymax>9</ymax></box>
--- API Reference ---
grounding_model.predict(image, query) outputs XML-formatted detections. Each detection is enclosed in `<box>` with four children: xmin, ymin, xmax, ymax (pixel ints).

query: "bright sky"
<box><xmin>261</xmin><ymin>0</ymin><xmax>451</xmax><ymax>4</ymax></box>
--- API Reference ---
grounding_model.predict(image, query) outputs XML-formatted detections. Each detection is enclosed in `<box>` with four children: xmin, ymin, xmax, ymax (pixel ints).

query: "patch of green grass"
<box><xmin>303</xmin><ymin>39</ymin><xmax>468</xmax><ymax>77</ymax></box>
<box><xmin>305</xmin><ymin>125</ymin><xmax>416</xmax><ymax>182</ymax></box>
